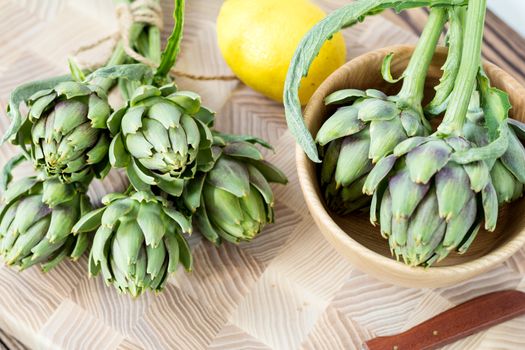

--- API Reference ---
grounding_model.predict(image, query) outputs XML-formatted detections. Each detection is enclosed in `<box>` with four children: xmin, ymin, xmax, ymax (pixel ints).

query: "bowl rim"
<box><xmin>296</xmin><ymin>44</ymin><xmax>525</xmax><ymax>284</ymax></box>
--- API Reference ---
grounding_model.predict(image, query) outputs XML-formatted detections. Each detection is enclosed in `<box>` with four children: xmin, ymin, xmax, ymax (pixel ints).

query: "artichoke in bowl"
<box><xmin>364</xmin><ymin>135</ymin><xmax>499</xmax><ymax>266</ymax></box>
<box><xmin>463</xmin><ymin>92</ymin><xmax>525</xmax><ymax>204</ymax></box>
<box><xmin>315</xmin><ymin>8</ymin><xmax>446</xmax><ymax>215</ymax></box>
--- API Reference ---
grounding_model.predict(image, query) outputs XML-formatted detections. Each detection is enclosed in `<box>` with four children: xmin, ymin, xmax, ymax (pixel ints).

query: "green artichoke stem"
<box><xmin>92</xmin><ymin>42</ymin><xmax>128</xmax><ymax>92</ymax></box>
<box><xmin>396</xmin><ymin>7</ymin><xmax>446</xmax><ymax>111</ymax></box>
<box><xmin>119</xmin><ymin>0</ymin><xmax>162</xmax><ymax>64</ymax></box>
<box><xmin>148</xmin><ymin>26</ymin><xmax>162</xmax><ymax>65</ymax></box>
<box><xmin>438</xmin><ymin>0</ymin><xmax>487</xmax><ymax>135</ymax></box>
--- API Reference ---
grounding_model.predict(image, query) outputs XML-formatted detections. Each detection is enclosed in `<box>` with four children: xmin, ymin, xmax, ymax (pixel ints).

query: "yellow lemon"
<box><xmin>217</xmin><ymin>0</ymin><xmax>346</xmax><ymax>105</ymax></box>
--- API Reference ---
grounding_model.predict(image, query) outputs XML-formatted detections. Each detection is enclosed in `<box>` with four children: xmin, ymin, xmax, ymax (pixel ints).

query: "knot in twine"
<box><xmin>73</xmin><ymin>0</ymin><xmax>237</xmax><ymax>81</ymax></box>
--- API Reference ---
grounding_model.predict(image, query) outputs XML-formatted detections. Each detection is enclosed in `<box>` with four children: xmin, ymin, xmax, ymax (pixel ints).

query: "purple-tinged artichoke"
<box><xmin>363</xmin><ymin>135</ymin><xmax>498</xmax><ymax>266</ymax></box>
<box><xmin>315</xmin><ymin>8</ymin><xmax>446</xmax><ymax>215</ymax></box>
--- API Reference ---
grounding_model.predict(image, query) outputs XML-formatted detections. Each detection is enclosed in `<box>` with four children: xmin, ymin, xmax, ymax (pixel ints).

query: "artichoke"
<box><xmin>463</xmin><ymin>92</ymin><xmax>525</xmax><ymax>204</ymax></box>
<box><xmin>15</xmin><ymin>81</ymin><xmax>112</xmax><ymax>184</ymax></box>
<box><xmin>315</xmin><ymin>7</ymin><xmax>446</xmax><ymax>215</ymax></box>
<box><xmin>73</xmin><ymin>190</ymin><xmax>192</xmax><ymax>296</ymax></box>
<box><xmin>0</xmin><ymin>176</ymin><xmax>91</xmax><ymax>271</ymax></box>
<box><xmin>363</xmin><ymin>135</ymin><xmax>499</xmax><ymax>266</ymax></box>
<box><xmin>108</xmin><ymin>84</ymin><xmax>215</xmax><ymax>196</ymax></box>
<box><xmin>182</xmin><ymin>135</ymin><xmax>287</xmax><ymax>244</ymax></box>
<box><xmin>317</xmin><ymin>88</ymin><xmax>430</xmax><ymax>214</ymax></box>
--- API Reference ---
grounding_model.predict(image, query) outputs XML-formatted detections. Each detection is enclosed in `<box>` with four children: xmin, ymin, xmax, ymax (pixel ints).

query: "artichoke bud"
<box><xmin>184</xmin><ymin>137</ymin><xmax>286</xmax><ymax>244</ymax></box>
<box><xmin>462</xmin><ymin>97</ymin><xmax>525</xmax><ymax>204</ymax></box>
<box><xmin>316</xmin><ymin>88</ymin><xmax>430</xmax><ymax>215</ymax></box>
<box><xmin>80</xmin><ymin>191</ymin><xmax>192</xmax><ymax>296</ymax></box>
<box><xmin>369</xmin><ymin>136</ymin><xmax>499</xmax><ymax>266</ymax></box>
<box><xmin>110</xmin><ymin>85</ymin><xmax>215</xmax><ymax>195</ymax></box>
<box><xmin>22</xmin><ymin>81</ymin><xmax>112</xmax><ymax>184</ymax></box>
<box><xmin>0</xmin><ymin>176</ymin><xmax>90</xmax><ymax>270</ymax></box>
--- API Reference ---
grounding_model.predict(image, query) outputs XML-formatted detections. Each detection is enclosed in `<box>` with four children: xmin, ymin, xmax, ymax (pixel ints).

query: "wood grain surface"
<box><xmin>0</xmin><ymin>1</ymin><xmax>524</xmax><ymax>349</ymax></box>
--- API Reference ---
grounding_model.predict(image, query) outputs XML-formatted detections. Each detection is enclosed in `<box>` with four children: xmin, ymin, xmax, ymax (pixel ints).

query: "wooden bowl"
<box><xmin>296</xmin><ymin>45</ymin><xmax>525</xmax><ymax>288</ymax></box>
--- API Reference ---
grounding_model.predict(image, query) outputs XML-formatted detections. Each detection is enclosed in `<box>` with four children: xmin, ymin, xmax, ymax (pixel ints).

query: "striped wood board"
<box><xmin>0</xmin><ymin>1</ymin><xmax>524</xmax><ymax>349</ymax></box>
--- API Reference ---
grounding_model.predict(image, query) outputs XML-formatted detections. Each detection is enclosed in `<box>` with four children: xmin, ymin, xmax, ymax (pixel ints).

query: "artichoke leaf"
<box><xmin>223</xmin><ymin>142</ymin><xmax>263</xmax><ymax>160</ymax></box>
<box><xmin>109</xmin><ymin>133</ymin><xmax>131</xmax><ymax>168</ymax></box>
<box><xmin>207</xmin><ymin>157</ymin><xmax>250</xmax><ymax>197</ymax></box>
<box><xmin>324</xmin><ymin>89</ymin><xmax>366</xmax><ymax>105</ymax></box>
<box><xmin>137</xmin><ymin>202</ymin><xmax>166</xmax><ymax>248</ymax></box>
<box><xmin>72</xmin><ymin>207</ymin><xmax>105</xmax><ymax>234</ymax></box>
<box><xmin>163</xmin><ymin>206</ymin><xmax>192</xmax><ymax>234</ymax></box>
<box><xmin>315</xmin><ymin>106</ymin><xmax>364</xmax><ymax>146</ymax></box>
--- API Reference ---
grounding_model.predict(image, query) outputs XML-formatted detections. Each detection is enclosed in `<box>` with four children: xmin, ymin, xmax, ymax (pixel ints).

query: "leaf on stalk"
<box><xmin>3</xmin><ymin>75</ymin><xmax>71</xmax><ymax>143</ymax></box>
<box><xmin>0</xmin><ymin>154</ymin><xmax>26</xmax><ymax>191</ymax></box>
<box><xmin>381</xmin><ymin>53</ymin><xmax>404</xmax><ymax>83</ymax></box>
<box><xmin>426</xmin><ymin>6</ymin><xmax>465</xmax><ymax>115</ymax></box>
<box><xmin>478</xmin><ymin>69</ymin><xmax>511</xmax><ymax>141</ymax></box>
<box><xmin>87</xmin><ymin>64</ymin><xmax>153</xmax><ymax>85</ymax></box>
<box><xmin>213</xmin><ymin>131</ymin><xmax>273</xmax><ymax>150</ymax></box>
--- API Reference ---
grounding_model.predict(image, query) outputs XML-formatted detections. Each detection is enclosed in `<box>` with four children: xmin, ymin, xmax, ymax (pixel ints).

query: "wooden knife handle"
<box><xmin>363</xmin><ymin>290</ymin><xmax>525</xmax><ymax>350</ymax></box>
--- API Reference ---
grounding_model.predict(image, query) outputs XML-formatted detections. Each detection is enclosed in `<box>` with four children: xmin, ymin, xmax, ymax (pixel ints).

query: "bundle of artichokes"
<box><xmin>316</xmin><ymin>7</ymin><xmax>445</xmax><ymax>214</ymax></box>
<box><xmin>73</xmin><ymin>191</ymin><xmax>192</xmax><ymax>296</ymax></box>
<box><xmin>182</xmin><ymin>135</ymin><xmax>288</xmax><ymax>244</ymax></box>
<box><xmin>0</xmin><ymin>0</ymin><xmax>286</xmax><ymax>298</ymax></box>
<box><xmin>0</xmin><ymin>175</ymin><xmax>90</xmax><ymax>271</ymax></box>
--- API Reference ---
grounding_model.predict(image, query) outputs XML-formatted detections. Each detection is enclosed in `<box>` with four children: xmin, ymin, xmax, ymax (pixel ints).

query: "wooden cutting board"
<box><xmin>0</xmin><ymin>1</ymin><xmax>524</xmax><ymax>349</ymax></box>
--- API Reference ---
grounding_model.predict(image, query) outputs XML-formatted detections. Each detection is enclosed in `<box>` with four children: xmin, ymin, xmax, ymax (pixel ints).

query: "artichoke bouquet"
<box><xmin>1</xmin><ymin>0</ymin><xmax>287</xmax><ymax>297</ymax></box>
<box><xmin>68</xmin><ymin>0</ymin><xmax>285</xmax><ymax>296</ymax></box>
<box><xmin>0</xmin><ymin>0</ymin><xmax>173</xmax><ymax>274</ymax></box>
<box><xmin>315</xmin><ymin>7</ymin><xmax>446</xmax><ymax>214</ymax></box>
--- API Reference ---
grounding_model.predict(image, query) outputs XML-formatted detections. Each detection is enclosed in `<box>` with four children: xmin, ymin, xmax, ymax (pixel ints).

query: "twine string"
<box><xmin>72</xmin><ymin>0</ymin><xmax>237</xmax><ymax>81</ymax></box>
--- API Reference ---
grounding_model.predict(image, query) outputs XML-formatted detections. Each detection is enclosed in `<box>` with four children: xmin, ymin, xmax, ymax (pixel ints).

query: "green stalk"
<box><xmin>93</xmin><ymin>42</ymin><xmax>127</xmax><ymax>92</ymax></box>
<box><xmin>111</xmin><ymin>0</ymin><xmax>163</xmax><ymax>98</ymax></box>
<box><xmin>438</xmin><ymin>0</ymin><xmax>487</xmax><ymax>135</ymax></box>
<box><xmin>148</xmin><ymin>26</ymin><xmax>162</xmax><ymax>64</ymax></box>
<box><xmin>425</xmin><ymin>6</ymin><xmax>466</xmax><ymax>114</ymax></box>
<box><xmin>396</xmin><ymin>7</ymin><xmax>447</xmax><ymax>111</ymax></box>
<box><xmin>154</xmin><ymin>0</ymin><xmax>185</xmax><ymax>83</ymax></box>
